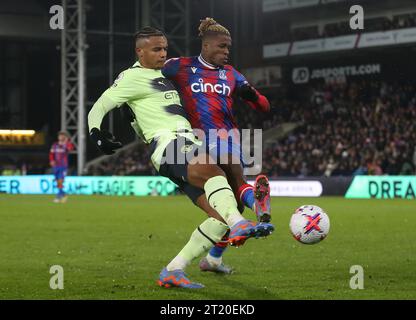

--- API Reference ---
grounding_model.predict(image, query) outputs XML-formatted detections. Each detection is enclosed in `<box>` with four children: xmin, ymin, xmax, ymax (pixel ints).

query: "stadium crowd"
<box><xmin>262</xmin><ymin>79</ymin><xmax>416</xmax><ymax>177</ymax></box>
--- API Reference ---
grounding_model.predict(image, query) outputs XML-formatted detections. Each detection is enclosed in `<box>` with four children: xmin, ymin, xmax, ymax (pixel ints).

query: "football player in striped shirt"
<box><xmin>49</xmin><ymin>131</ymin><xmax>74</xmax><ymax>203</ymax></box>
<box><xmin>162</xmin><ymin>18</ymin><xmax>272</xmax><ymax>274</ymax></box>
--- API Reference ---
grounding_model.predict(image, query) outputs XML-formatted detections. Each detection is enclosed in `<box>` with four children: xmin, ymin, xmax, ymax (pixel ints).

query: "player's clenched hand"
<box><xmin>236</xmin><ymin>84</ymin><xmax>259</xmax><ymax>102</ymax></box>
<box><xmin>89</xmin><ymin>128</ymin><xmax>123</xmax><ymax>155</ymax></box>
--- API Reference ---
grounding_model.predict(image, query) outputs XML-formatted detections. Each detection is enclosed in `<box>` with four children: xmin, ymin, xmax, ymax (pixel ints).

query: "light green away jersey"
<box><xmin>88</xmin><ymin>61</ymin><xmax>197</xmax><ymax>170</ymax></box>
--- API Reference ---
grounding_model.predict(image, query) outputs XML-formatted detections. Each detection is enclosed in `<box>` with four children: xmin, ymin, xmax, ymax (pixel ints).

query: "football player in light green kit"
<box><xmin>87</xmin><ymin>27</ymin><xmax>274</xmax><ymax>289</ymax></box>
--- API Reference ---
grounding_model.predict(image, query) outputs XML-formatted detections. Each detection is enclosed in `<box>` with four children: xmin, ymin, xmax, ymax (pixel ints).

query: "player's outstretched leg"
<box><xmin>228</xmin><ymin>219</ymin><xmax>274</xmax><ymax>247</ymax></box>
<box><xmin>201</xmin><ymin>166</ymin><xmax>273</xmax><ymax>269</ymax></box>
<box><xmin>160</xmin><ymin>153</ymin><xmax>274</xmax><ymax>287</ymax></box>
<box><xmin>158</xmin><ymin>217</ymin><xmax>229</xmax><ymax>289</ymax></box>
<box><xmin>253</xmin><ymin>175</ymin><xmax>271</xmax><ymax>223</ymax></box>
<box><xmin>237</xmin><ymin>183</ymin><xmax>255</xmax><ymax>212</ymax></box>
<box><xmin>187</xmin><ymin>156</ymin><xmax>274</xmax><ymax>247</ymax></box>
<box><xmin>203</xmin><ymin>175</ymin><xmax>274</xmax><ymax>247</ymax></box>
<box><xmin>223</xmin><ymin>163</ymin><xmax>271</xmax><ymax>223</ymax></box>
<box><xmin>201</xmin><ymin>165</ymin><xmax>273</xmax><ymax>269</ymax></box>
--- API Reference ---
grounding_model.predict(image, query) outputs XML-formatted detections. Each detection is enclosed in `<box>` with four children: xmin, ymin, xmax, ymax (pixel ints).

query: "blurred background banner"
<box><xmin>0</xmin><ymin>175</ymin><xmax>178</xmax><ymax>196</ymax></box>
<box><xmin>346</xmin><ymin>176</ymin><xmax>416</xmax><ymax>199</ymax></box>
<box><xmin>0</xmin><ymin>175</ymin><xmax>353</xmax><ymax>197</ymax></box>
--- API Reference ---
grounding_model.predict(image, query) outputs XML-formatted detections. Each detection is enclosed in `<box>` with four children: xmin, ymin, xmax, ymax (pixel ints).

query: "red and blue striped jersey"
<box><xmin>49</xmin><ymin>142</ymin><xmax>74</xmax><ymax>168</ymax></box>
<box><xmin>162</xmin><ymin>55</ymin><xmax>249</xmax><ymax>132</ymax></box>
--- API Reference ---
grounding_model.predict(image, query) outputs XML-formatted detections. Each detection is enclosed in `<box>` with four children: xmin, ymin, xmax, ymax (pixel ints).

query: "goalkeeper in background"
<box><xmin>87</xmin><ymin>27</ymin><xmax>274</xmax><ymax>289</ymax></box>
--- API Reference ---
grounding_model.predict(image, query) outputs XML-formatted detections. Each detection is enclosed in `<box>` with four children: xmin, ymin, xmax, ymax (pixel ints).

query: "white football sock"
<box><xmin>166</xmin><ymin>255</ymin><xmax>190</xmax><ymax>271</ymax></box>
<box><xmin>206</xmin><ymin>254</ymin><xmax>223</xmax><ymax>267</ymax></box>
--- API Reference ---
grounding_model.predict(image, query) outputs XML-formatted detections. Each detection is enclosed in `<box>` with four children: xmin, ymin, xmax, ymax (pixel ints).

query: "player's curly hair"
<box><xmin>198</xmin><ymin>17</ymin><xmax>230</xmax><ymax>38</ymax></box>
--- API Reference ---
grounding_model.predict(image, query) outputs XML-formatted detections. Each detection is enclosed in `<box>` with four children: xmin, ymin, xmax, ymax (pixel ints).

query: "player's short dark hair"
<box><xmin>134</xmin><ymin>26</ymin><xmax>165</xmax><ymax>43</ymax></box>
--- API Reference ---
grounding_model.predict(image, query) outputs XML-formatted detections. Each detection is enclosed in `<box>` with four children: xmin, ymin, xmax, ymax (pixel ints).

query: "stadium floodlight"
<box><xmin>0</xmin><ymin>130</ymin><xmax>36</xmax><ymax>136</ymax></box>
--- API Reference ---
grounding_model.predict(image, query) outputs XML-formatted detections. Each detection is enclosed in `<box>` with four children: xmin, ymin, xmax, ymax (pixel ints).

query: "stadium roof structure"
<box><xmin>62</xmin><ymin>0</ymin><xmax>192</xmax><ymax>174</ymax></box>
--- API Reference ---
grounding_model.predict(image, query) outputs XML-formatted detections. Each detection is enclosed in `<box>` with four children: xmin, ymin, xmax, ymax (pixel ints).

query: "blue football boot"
<box><xmin>158</xmin><ymin>268</ymin><xmax>204</xmax><ymax>289</ymax></box>
<box><xmin>228</xmin><ymin>219</ymin><xmax>274</xmax><ymax>247</ymax></box>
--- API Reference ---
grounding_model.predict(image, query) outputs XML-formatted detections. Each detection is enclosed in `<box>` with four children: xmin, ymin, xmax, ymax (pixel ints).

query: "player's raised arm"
<box><xmin>233</xmin><ymin>69</ymin><xmax>270</xmax><ymax>113</ymax></box>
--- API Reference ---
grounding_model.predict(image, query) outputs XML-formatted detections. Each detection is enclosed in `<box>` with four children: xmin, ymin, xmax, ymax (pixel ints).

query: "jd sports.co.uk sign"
<box><xmin>292</xmin><ymin>64</ymin><xmax>381</xmax><ymax>84</ymax></box>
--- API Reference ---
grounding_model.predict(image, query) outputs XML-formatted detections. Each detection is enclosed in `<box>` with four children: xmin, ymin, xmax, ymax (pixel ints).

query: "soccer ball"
<box><xmin>289</xmin><ymin>205</ymin><xmax>330</xmax><ymax>244</ymax></box>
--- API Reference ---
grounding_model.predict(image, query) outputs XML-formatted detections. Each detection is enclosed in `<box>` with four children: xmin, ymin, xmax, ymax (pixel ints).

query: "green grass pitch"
<box><xmin>0</xmin><ymin>194</ymin><xmax>415</xmax><ymax>300</ymax></box>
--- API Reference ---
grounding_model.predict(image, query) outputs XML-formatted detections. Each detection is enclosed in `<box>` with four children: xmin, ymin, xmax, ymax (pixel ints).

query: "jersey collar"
<box><xmin>133</xmin><ymin>60</ymin><xmax>160</xmax><ymax>71</ymax></box>
<box><xmin>133</xmin><ymin>61</ymin><xmax>143</xmax><ymax>68</ymax></box>
<box><xmin>198</xmin><ymin>54</ymin><xmax>219</xmax><ymax>70</ymax></box>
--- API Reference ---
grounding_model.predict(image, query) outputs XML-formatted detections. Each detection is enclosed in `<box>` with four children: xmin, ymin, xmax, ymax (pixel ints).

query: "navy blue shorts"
<box><xmin>53</xmin><ymin>166</ymin><xmax>67</xmax><ymax>180</ymax></box>
<box><xmin>206</xmin><ymin>136</ymin><xmax>245</xmax><ymax>167</ymax></box>
<box><xmin>156</xmin><ymin>138</ymin><xmax>205</xmax><ymax>204</ymax></box>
